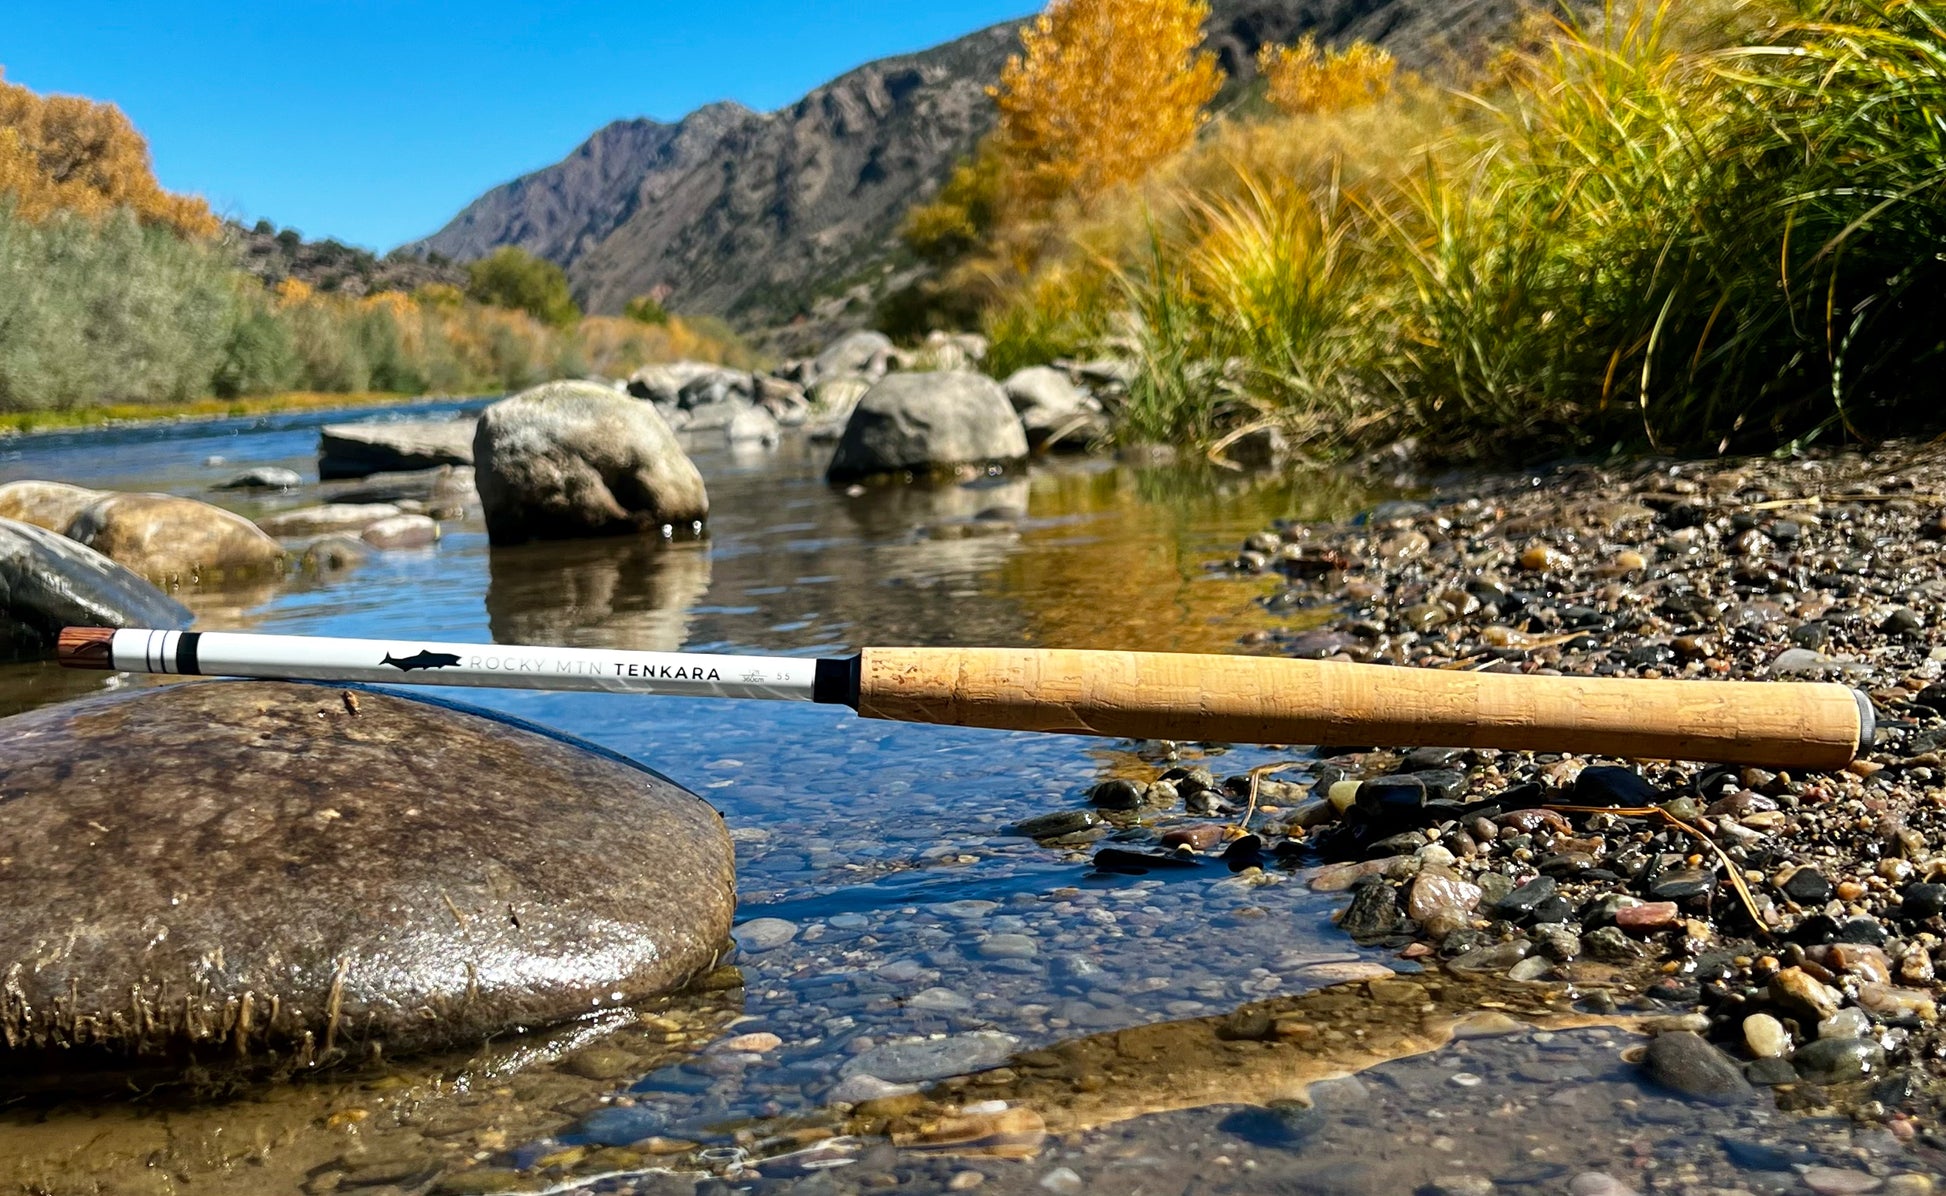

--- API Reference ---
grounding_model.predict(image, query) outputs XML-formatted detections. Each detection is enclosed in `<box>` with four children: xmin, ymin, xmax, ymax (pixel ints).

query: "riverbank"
<box><xmin>0</xmin><ymin>390</ymin><xmax>426</xmax><ymax>437</ymax></box>
<box><xmin>1201</xmin><ymin>440</ymin><xmax>1946</xmax><ymax>1127</ymax></box>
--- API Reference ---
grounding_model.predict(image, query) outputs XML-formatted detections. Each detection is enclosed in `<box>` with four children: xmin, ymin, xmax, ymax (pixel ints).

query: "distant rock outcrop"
<box><xmin>401</xmin><ymin>0</ymin><xmax>1520</xmax><ymax>331</ymax></box>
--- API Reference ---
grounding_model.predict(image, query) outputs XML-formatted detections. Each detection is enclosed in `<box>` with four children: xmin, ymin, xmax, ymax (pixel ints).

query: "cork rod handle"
<box><xmin>855</xmin><ymin>648</ymin><xmax>1870</xmax><ymax>768</ymax></box>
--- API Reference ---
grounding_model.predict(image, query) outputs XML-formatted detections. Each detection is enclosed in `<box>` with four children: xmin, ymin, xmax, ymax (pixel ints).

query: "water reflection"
<box><xmin>486</xmin><ymin>538</ymin><xmax>712</xmax><ymax>651</ymax></box>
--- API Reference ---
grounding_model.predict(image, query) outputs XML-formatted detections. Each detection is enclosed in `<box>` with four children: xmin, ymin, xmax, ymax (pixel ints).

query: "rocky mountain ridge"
<box><xmin>403</xmin><ymin>0</ymin><xmax>1538</xmax><ymax>332</ymax></box>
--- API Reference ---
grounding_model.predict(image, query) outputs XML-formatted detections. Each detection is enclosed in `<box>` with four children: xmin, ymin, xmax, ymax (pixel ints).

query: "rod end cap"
<box><xmin>56</xmin><ymin>627</ymin><xmax>115</xmax><ymax>670</ymax></box>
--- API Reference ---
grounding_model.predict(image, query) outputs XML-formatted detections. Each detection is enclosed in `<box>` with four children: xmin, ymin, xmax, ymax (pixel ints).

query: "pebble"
<box><xmin>1793</xmin><ymin>1036</ymin><xmax>1886</xmax><ymax>1084</ymax></box>
<box><xmin>1614</xmin><ymin>902</ymin><xmax>1680</xmax><ymax>934</ymax></box>
<box><xmin>1771</xmin><ymin>966</ymin><xmax>1843</xmax><ymax>1022</ymax></box>
<box><xmin>1817</xmin><ymin>1007</ymin><xmax>1872</xmax><ymax>1040</ymax></box>
<box><xmin>840</xmin><ymin>1032</ymin><xmax>1020</xmax><ymax>1083</ymax></box>
<box><xmin>734</xmin><ymin>917</ymin><xmax>799</xmax><ymax>952</ymax></box>
<box><xmin>1567</xmin><ymin>1173</ymin><xmax>1639</xmax><ymax>1196</ymax></box>
<box><xmin>1407</xmin><ymin>869</ymin><xmax>1482</xmax><ymax>923</ymax></box>
<box><xmin>977</xmin><ymin>934</ymin><xmax>1039</xmax><ymax>959</ymax></box>
<box><xmin>939</xmin><ymin>900</ymin><xmax>999</xmax><ymax>920</ymax></box>
<box><xmin>1642</xmin><ymin>1031</ymin><xmax>1751</xmax><ymax>1102</ymax></box>
<box><xmin>828</xmin><ymin>1074</ymin><xmax>922</xmax><ymax>1104</ymax></box>
<box><xmin>1742</xmin><ymin>1013</ymin><xmax>1791</xmax><ymax>1059</ymax></box>
<box><xmin>1089</xmin><ymin>779</ymin><xmax>1145</xmax><ymax>809</ymax></box>
<box><xmin>909</xmin><ymin>987</ymin><xmax>975</xmax><ymax>1012</ymax></box>
<box><xmin>1803</xmin><ymin>1167</ymin><xmax>1885</xmax><ymax>1195</ymax></box>
<box><xmin>1039</xmin><ymin>1167</ymin><xmax>1084</xmax><ymax>1194</ymax></box>
<box><xmin>1012</xmin><ymin>810</ymin><xmax>1100</xmax><ymax>838</ymax></box>
<box><xmin>719</xmin><ymin>1031</ymin><xmax>782</xmax><ymax>1053</ymax></box>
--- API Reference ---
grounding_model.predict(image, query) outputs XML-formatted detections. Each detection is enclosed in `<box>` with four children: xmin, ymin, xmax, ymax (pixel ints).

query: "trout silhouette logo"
<box><xmin>382</xmin><ymin>650</ymin><xmax>464</xmax><ymax>672</ymax></box>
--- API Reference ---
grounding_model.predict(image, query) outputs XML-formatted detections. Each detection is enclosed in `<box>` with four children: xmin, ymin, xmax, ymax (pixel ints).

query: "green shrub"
<box><xmin>465</xmin><ymin>246</ymin><xmax>581</xmax><ymax>329</ymax></box>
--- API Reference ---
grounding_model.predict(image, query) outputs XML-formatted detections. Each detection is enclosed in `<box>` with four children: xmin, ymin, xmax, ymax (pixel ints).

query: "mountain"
<box><xmin>403</xmin><ymin>0</ymin><xmax>1539</xmax><ymax>332</ymax></box>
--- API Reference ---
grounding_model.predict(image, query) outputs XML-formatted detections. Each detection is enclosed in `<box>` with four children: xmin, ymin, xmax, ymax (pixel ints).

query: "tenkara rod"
<box><xmin>57</xmin><ymin>626</ymin><xmax>1875</xmax><ymax>769</ymax></box>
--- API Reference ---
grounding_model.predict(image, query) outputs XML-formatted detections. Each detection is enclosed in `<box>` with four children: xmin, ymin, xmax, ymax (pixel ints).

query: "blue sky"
<box><xmin>4</xmin><ymin>2</ymin><xmax>1029</xmax><ymax>251</ymax></box>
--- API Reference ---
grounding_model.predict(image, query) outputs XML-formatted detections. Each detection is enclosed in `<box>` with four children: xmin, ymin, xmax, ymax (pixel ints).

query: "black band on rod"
<box><xmin>176</xmin><ymin>632</ymin><xmax>202</xmax><ymax>676</ymax></box>
<box><xmin>813</xmin><ymin>656</ymin><xmax>861</xmax><ymax>709</ymax></box>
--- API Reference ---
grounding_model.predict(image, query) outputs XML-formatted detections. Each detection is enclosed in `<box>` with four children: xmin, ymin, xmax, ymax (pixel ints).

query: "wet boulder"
<box><xmin>0</xmin><ymin>517</ymin><xmax>191</xmax><ymax>661</ymax></box>
<box><xmin>825</xmin><ymin>372</ymin><xmax>1029</xmax><ymax>482</ymax></box>
<box><xmin>319</xmin><ymin>418</ymin><xmax>477</xmax><ymax>480</ymax></box>
<box><xmin>67</xmin><ymin>492</ymin><xmax>285</xmax><ymax>585</ymax></box>
<box><xmin>474</xmin><ymin>380</ymin><xmax>709</xmax><ymax>545</ymax></box>
<box><xmin>625</xmin><ymin>360</ymin><xmax>723</xmax><ymax>405</ymax></box>
<box><xmin>215</xmin><ymin>467</ymin><xmax>303</xmax><ymax>491</ymax></box>
<box><xmin>1003</xmin><ymin>366</ymin><xmax>1103</xmax><ymax>453</ymax></box>
<box><xmin>257</xmin><ymin>503</ymin><xmax>405</xmax><ymax>537</ymax></box>
<box><xmin>811</xmin><ymin>330</ymin><xmax>895</xmax><ymax>385</ymax></box>
<box><xmin>0</xmin><ymin>681</ymin><xmax>736</xmax><ymax>1090</ymax></box>
<box><xmin>0</xmin><ymin>479</ymin><xmax>107</xmax><ymax>533</ymax></box>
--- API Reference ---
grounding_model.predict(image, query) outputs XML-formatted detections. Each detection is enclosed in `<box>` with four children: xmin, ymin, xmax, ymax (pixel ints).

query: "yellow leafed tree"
<box><xmin>0</xmin><ymin>69</ymin><xmax>217</xmax><ymax>237</ymax></box>
<box><xmin>992</xmin><ymin>0</ymin><xmax>1224</xmax><ymax>207</ymax></box>
<box><xmin>1258</xmin><ymin>36</ymin><xmax>1397</xmax><ymax>116</ymax></box>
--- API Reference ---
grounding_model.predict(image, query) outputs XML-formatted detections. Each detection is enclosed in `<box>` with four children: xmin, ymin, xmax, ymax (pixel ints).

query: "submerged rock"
<box><xmin>66</xmin><ymin>492</ymin><xmax>284</xmax><ymax>584</ymax></box>
<box><xmin>0</xmin><ymin>681</ymin><xmax>735</xmax><ymax>1090</ymax></box>
<box><xmin>1642</xmin><ymin>1031</ymin><xmax>1751</xmax><ymax>1102</ymax></box>
<box><xmin>0</xmin><ymin>517</ymin><xmax>192</xmax><ymax>661</ymax></box>
<box><xmin>319</xmin><ymin>418</ymin><xmax>477</xmax><ymax>480</ymax></box>
<box><xmin>256</xmin><ymin>502</ymin><xmax>405</xmax><ymax>537</ymax></box>
<box><xmin>825</xmin><ymin>372</ymin><xmax>1029</xmax><ymax>482</ymax></box>
<box><xmin>474</xmin><ymin>380</ymin><xmax>709</xmax><ymax>545</ymax></box>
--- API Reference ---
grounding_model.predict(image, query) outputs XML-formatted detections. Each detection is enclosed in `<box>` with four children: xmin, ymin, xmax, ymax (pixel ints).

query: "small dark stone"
<box><xmin>1338</xmin><ymin>881</ymin><xmax>1402</xmax><ymax>942</ymax></box>
<box><xmin>1368</xmin><ymin>831</ymin><xmax>1430</xmax><ymax>857</ymax></box>
<box><xmin>1626</xmin><ymin>643</ymin><xmax>1678</xmax><ymax>668</ymax></box>
<box><xmin>1789</xmin><ymin>914</ymin><xmax>1842</xmax><ymax>946</ymax></box>
<box><xmin>1913</xmin><ymin>684</ymin><xmax>1946</xmax><ymax>716</ymax></box>
<box><xmin>1222</xmin><ymin>835</ymin><xmax>1266</xmax><ymax>872</ymax></box>
<box><xmin>1583</xmin><ymin>926</ymin><xmax>1648</xmax><ymax>963</ymax></box>
<box><xmin>1492</xmin><ymin>876</ymin><xmax>1558</xmax><ymax>918</ymax></box>
<box><xmin>1531</xmin><ymin>896</ymin><xmax>1573</xmax><ymax>924</ymax></box>
<box><xmin>1643</xmin><ymin>1031</ymin><xmax>1752</xmax><ymax>1102</ymax></box>
<box><xmin>1833</xmin><ymin>917</ymin><xmax>1886</xmax><ymax>946</ymax></box>
<box><xmin>1539</xmin><ymin>852</ymin><xmax>1597</xmax><ymax>878</ymax></box>
<box><xmin>1718</xmin><ymin>1135</ymin><xmax>1809</xmax><ymax>1171</ymax></box>
<box><xmin>1089</xmin><ymin>779</ymin><xmax>1146</xmax><ymax>810</ymax></box>
<box><xmin>1572</xmin><ymin>766</ymin><xmax>1658</xmax><ymax>807</ymax></box>
<box><xmin>1901</xmin><ymin>883</ymin><xmax>1946</xmax><ymax>920</ymax></box>
<box><xmin>1355</xmin><ymin>775</ymin><xmax>1428</xmax><ymax>824</ymax></box>
<box><xmin>1782</xmin><ymin>868</ymin><xmax>1834</xmax><ymax>904</ymax></box>
<box><xmin>1401</xmin><ymin>747</ymin><xmax>1466</xmax><ymax>772</ymax></box>
<box><xmin>1789</xmin><ymin>622</ymin><xmax>1831</xmax><ymax>650</ymax></box>
<box><xmin>1793</xmin><ymin>1037</ymin><xmax>1885</xmax><ymax>1084</ymax></box>
<box><xmin>1649</xmin><ymin>868</ymin><xmax>1716</xmax><ymax>902</ymax></box>
<box><xmin>1160</xmin><ymin>766</ymin><xmax>1217</xmax><ymax>795</ymax></box>
<box><xmin>1743</xmin><ymin>1057</ymin><xmax>1801</xmax><ymax>1086</ymax></box>
<box><xmin>1011</xmin><ymin>810</ymin><xmax>1101</xmax><ymax>839</ymax></box>
<box><xmin>1882</xmin><ymin>607</ymin><xmax>1926</xmax><ymax>637</ymax></box>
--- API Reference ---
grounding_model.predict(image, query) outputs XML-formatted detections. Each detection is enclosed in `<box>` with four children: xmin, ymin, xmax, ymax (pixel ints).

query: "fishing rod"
<box><xmin>57</xmin><ymin>626</ymin><xmax>1873</xmax><ymax>768</ymax></box>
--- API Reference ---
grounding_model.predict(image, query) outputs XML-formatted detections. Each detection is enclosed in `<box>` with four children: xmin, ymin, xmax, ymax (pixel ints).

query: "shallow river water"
<box><xmin>0</xmin><ymin>404</ymin><xmax>1935</xmax><ymax>1196</ymax></box>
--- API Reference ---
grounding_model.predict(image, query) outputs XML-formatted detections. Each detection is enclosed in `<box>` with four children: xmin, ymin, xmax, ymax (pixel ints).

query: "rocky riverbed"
<box><xmin>8</xmin><ymin>399</ymin><xmax>1946</xmax><ymax>1195</ymax></box>
<box><xmin>1198</xmin><ymin>444</ymin><xmax>1946</xmax><ymax>1148</ymax></box>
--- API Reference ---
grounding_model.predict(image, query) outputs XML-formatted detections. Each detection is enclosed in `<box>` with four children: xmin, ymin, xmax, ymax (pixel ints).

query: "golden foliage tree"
<box><xmin>992</xmin><ymin>0</ymin><xmax>1225</xmax><ymax>208</ymax></box>
<box><xmin>0</xmin><ymin>70</ymin><xmax>217</xmax><ymax>237</ymax></box>
<box><xmin>1258</xmin><ymin>36</ymin><xmax>1397</xmax><ymax>116</ymax></box>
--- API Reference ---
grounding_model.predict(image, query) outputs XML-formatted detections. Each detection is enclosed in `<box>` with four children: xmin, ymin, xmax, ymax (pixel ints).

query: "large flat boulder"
<box><xmin>474</xmin><ymin>380</ymin><xmax>709</xmax><ymax>545</ymax></box>
<box><xmin>319</xmin><ymin>418</ymin><xmax>477</xmax><ymax>480</ymax></box>
<box><xmin>67</xmin><ymin>493</ymin><xmax>285</xmax><ymax>586</ymax></box>
<box><xmin>825</xmin><ymin>372</ymin><xmax>1029</xmax><ymax>482</ymax></box>
<box><xmin>0</xmin><ymin>681</ymin><xmax>735</xmax><ymax>1090</ymax></box>
<box><xmin>0</xmin><ymin>480</ymin><xmax>107</xmax><ymax>533</ymax></box>
<box><xmin>0</xmin><ymin>517</ymin><xmax>191</xmax><ymax>661</ymax></box>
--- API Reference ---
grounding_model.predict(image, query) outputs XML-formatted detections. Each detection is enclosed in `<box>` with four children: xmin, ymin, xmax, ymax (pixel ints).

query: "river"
<box><xmin>0</xmin><ymin>402</ymin><xmax>1922</xmax><ymax>1195</ymax></box>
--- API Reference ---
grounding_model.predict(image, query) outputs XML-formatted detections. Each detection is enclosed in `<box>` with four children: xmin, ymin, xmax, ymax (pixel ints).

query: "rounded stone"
<box><xmin>825</xmin><ymin>372</ymin><xmax>1028</xmax><ymax>482</ymax></box>
<box><xmin>67</xmin><ymin>492</ymin><xmax>285</xmax><ymax>584</ymax></box>
<box><xmin>0</xmin><ymin>681</ymin><xmax>735</xmax><ymax>1090</ymax></box>
<box><xmin>0</xmin><ymin>479</ymin><xmax>108</xmax><ymax>532</ymax></box>
<box><xmin>474</xmin><ymin>380</ymin><xmax>709</xmax><ymax>545</ymax></box>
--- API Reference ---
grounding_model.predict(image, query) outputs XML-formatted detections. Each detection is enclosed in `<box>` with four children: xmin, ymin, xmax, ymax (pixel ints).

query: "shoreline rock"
<box><xmin>0</xmin><ymin>681</ymin><xmax>735</xmax><ymax>1091</ymax></box>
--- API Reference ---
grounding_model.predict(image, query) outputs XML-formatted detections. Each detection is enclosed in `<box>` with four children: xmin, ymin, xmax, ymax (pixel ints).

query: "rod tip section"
<box><xmin>56</xmin><ymin>626</ymin><xmax>115</xmax><ymax>670</ymax></box>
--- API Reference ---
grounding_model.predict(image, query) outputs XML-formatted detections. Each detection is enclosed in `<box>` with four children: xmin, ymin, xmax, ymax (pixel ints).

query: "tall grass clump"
<box><xmin>978</xmin><ymin>0</ymin><xmax>1946</xmax><ymax>458</ymax></box>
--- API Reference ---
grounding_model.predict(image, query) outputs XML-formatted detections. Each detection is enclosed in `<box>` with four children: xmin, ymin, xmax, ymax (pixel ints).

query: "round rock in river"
<box><xmin>474</xmin><ymin>380</ymin><xmax>709</xmax><ymax>545</ymax></box>
<box><xmin>0</xmin><ymin>681</ymin><xmax>735</xmax><ymax>1089</ymax></box>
